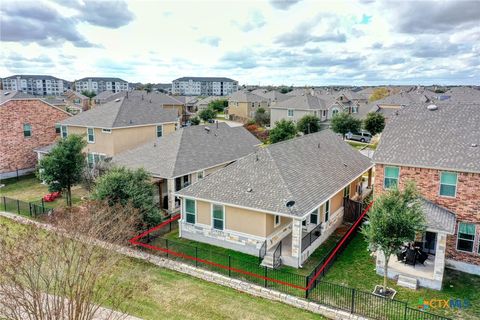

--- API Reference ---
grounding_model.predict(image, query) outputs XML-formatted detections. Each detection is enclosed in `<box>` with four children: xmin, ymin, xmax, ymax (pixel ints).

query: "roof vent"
<box><xmin>153</xmin><ymin>143</ymin><xmax>157</xmax><ymax>147</ymax></box>
<box><xmin>129</xmin><ymin>120</ymin><xmax>133</xmax><ymax>124</ymax></box>
<box><xmin>115</xmin><ymin>98</ymin><xmax>121</xmax><ymax>102</ymax></box>
<box><xmin>204</xmin><ymin>127</ymin><xmax>210</xmax><ymax>133</ymax></box>
<box><xmin>471</xmin><ymin>143</ymin><xmax>478</xmax><ymax>148</ymax></box>
<box><xmin>285</xmin><ymin>200</ymin><xmax>295</xmax><ymax>208</ymax></box>
<box><xmin>246</xmin><ymin>187</ymin><xmax>253</xmax><ymax>193</ymax></box>
<box><xmin>427</xmin><ymin>104</ymin><xmax>438</xmax><ymax>111</ymax></box>
<box><xmin>4</xmin><ymin>91</ymin><xmax>10</xmax><ymax>96</ymax></box>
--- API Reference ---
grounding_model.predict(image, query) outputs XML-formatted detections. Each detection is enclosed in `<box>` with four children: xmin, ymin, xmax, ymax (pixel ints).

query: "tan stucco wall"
<box><xmin>330</xmin><ymin>189</ymin><xmax>344</xmax><ymax>213</ymax></box>
<box><xmin>266</xmin><ymin>214</ymin><xmax>292</xmax><ymax>235</ymax></box>
<box><xmin>196</xmin><ymin>200</ymin><xmax>211</xmax><ymax>226</ymax></box>
<box><xmin>225</xmin><ymin>206</ymin><xmax>267</xmax><ymax>237</ymax></box>
<box><xmin>65</xmin><ymin>122</ymin><xmax>176</xmax><ymax>156</ymax></box>
<box><xmin>228</xmin><ymin>101</ymin><xmax>268</xmax><ymax>120</ymax></box>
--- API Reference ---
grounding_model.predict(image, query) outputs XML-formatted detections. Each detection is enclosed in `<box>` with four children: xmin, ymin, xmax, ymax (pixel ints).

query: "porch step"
<box><xmin>260</xmin><ymin>254</ymin><xmax>281</xmax><ymax>269</ymax></box>
<box><xmin>397</xmin><ymin>275</ymin><xmax>418</xmax><ymax>290</ymax></box>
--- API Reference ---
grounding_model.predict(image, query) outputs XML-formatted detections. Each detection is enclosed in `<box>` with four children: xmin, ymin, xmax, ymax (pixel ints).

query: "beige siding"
<box><xmin>225</xmin><ymin>206</ymin><xmax>267</xmax><ymax>237</ymax></box>
<box><xmin>330</xmin><ymin>189</ymin><xmax>344</xmax><ymax>213</ymax></box>
<box><xmin>196</xmin><ymin>200</ymin><xmax>211</xmax><ymax>226</ymax></box>
<box><xmin>228</xmin><ymin>101</ymin><xmax>268</xmax><ymax>120</ymax></box>
<box><xmin>68</xmin><ymin>126</ymin><xmax>116</xmax><ymax>156</ymax></box>
<box><xmin>266</xmin><ymin>214</ymin><xmax>291</xmax><ymax>235</ymax></box>
<box><xmin>204</xmin><ymin>163</ymin><xmax>228</xmax><ymax>176</ymax></box>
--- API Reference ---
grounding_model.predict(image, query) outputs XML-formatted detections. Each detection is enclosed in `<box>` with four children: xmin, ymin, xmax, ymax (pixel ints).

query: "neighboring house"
<box><xmin>172</xmin><ymin>77</ymin><xmax>238</xmax><ymax>96</ymax></box>
<box><xmin>270</xmin><ymin>94</ymin><xmax>329</xmax><ymax>127</ymax></box>
<box><xmin>2</xmin><ymin>75</ymin><xmax>70</xmax><ymax>96</ymax></box>
<box><xmin>0</xmin><ymin>91</ymin><xmax>71</xmax><ymax>179</ymax></box>
<box><xmin>367</xmin><ymin>91</ymin><xmax>435</xmax><ymax>119</ymax></box>
<box><xmin>226</xmin><ymin>90</ymin><xmax>268</xmax><ymax>123</ymax></box>
<box><xmin>194</xmin><ymin>96</ymin><xmax>224</xmax><ymax>111</ymax></box>
<box><xmin>251</xmin><ymin>89</ymin><xmax>290</xmax><ymax>107</ymax></box>
<box><xmin>440</xmin><ymin>87</ymin><xmax>480</xmax><ymax>102</ymax></box>
<box><xmin>373</xmin><ymin>102</ymin><xmax>480</xmax><ymax>290</ymax></box>
<box><xmin>112</xmin><ymin>123</ymin><xmax>260</xmax><ymax>213</ymax></box>
<box><xmin>57</xmin><ymin>91</ymin><xmax>179</xmax><ymax>167</ymax></box>
<box><xmin>74</xmin><ymin>77</ymin><xmax>129</xmax><ymax>94</ymax></box>
<box><xmin>176</xmin><ymin>130</ymin><xmax>373</xmax><ymax>268</ymax></box>
<box><xmin>64</xmin><ymin>90</ymin><xmax>90</xmax><ymax>110</ymax></box>
<box><xmin>92</xmin><ymin>90</ymin><xmax>125</xmax><ymax>105</ymax></box>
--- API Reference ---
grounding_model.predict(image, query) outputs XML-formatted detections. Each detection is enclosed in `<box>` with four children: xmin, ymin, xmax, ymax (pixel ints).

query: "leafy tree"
<box><xmin>279</xmin><ymin>86</ymin><xmax>293</xmax><ymax>94</ymax></box>
<box><xmin>369</xmin><ymin>87</ymin><xmax>389</xmax><ymax>102</ymax></box>
<box><xmin>269</xmin><ymin>119</ymin><xmax>297</xmax><ymax>143</ymax></box>
<box><xmin>37</xmin><ymin>134</ymin><xmax>86</xmax><ymax>206</ymax></box>
<box><xmin>81</xmin><ymin>90</ymin><xmax>96</xmax><ymax>99</ymax></box>
<box><xmin>198</xmin><ymin>108</ymin><xmax>217</xmax><ymax>122</ymax></box>
<box><xmin>144</xmin><ymin>83</ymin><xmax>153</xmax><ymax>93</ymax></box>
<box><xmin>254</xmin><ymin>107</ymin><xmax>270</xmax><ymax>126</ymax></box>
<box><xmin>297</xmin><ymin>114</ymin><xmax>320</xmax><ymax>134</ymax></box>
<box><xmin>92</xmin><ymin>167</ymin><xmax>161</xmax><ymax>227</ymax></box>
<box><xmin>364</xmin><ymin>112</ymin><xmax>385</xmax><ymax>136</ymax></box>
<box><xmin>330</xmin><ymin>112</ymin><xmax>362</xmax><ymax>137</ymax></box>
<box><xmin>208</xmin><ymin>99</ymin><xmax>228</xmax><ymax>112</ymax></box>
<box><xmin>190</xmin><ymin>116</ymin><xmax>200</xmax><ymax>125</ymax></box>
<box><xmin>361</xmin><ymin>181</ymin><xmax>425</xmax><ymax>294</ymax></box>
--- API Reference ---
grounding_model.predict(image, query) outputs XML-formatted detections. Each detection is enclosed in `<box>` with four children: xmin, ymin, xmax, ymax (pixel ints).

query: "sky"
<box><xmin>1</xmin><ymin>0</ymin><xmax>479</xmax><ymax>86</ymax></box>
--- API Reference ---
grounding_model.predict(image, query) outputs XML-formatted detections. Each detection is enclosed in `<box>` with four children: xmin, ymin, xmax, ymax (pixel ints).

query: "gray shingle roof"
<box><xmin>76</xmin><ymin>77</ymin><xmax>127</xmax><ymax>82</ymax></box>
<box><xmin>112</xmin><ymin>123</ymin><xmax>261</xmax><ymax>178</ymax></box>
<box><xmin>272</xmin><ymin>94</ymin><xmax>329</xmax><ymax>110</ymax></box>
<box><xmin>173</xmin><ymin>77</ymin><xmax>236</xmax><ymax>82</ymax></box>
<box><xmin>373</xmin><ymin>102</ymin><xmax>480</xmax><ymax>173</ymax></box>
<box><xmin>373</xmin><ymin>91</ymin><xmax>431</xmax><ymax>106</ymax></box>
<box><xmin>251</xmin><ymin>89</ymin><xmax>290</xmax><ymax>102</ymax></box>
<box><xmin>177</xmin><ymin>130</ymin><xmax>373</xmax><ymax>217</ymax></box>
<box><xmin>443</xmin><ymin>87</ymin><xmax>480</xmax><ymax>102</ymax></box>
<box><xmin>3</xmin><ymin>74</ymin><xmax>68</xmax><ymax>82</ymax></box>
<box><xmin>421</xmin><ymin>198</ymin><xmax>456</xmax><ymax>234</ymax></box>
<box><xmin>33</xmin><ymin>142</ymin><xmax>57</xmax><ymax>154</ymax></box>
<box><xmin>228</xmin><ymin>90</ymin><xmax>268</xmax><ymax>103</ymax></box>
<box><xmin>59</xmin><ymin>91</ymin><xmax>179</xmax><ymax>128</ymax></box>
<box><xmin>0</xmin><ymin>90</ymin><xmax>35</xmax><ymax>104</ymax></box>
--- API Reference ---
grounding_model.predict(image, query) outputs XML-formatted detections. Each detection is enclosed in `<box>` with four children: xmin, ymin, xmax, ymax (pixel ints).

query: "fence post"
<box><xmin>166</xmin><ymin>239</ymin><xmax>169</xmax><ymax>258</ymax></box>
<box><xmin>195</xmin><ymin>246</ymin><xmax>198</xmax><ymax>267</ymax></box>
<box><xmin>29</xmin><ymin>203</ymin><xmax>32</xmax><ymax>217</ymax></box>
<box><xmin>228</xmin><ymin>256</ymin><xmax>231</xmax><ymax>277</ymax></box>
<box><xmin>305</xmin><ymin>275</ymin><xmax>310</xmax><ymax>299</ymax></box>
<box><xmin>403</xmin><ymin>303</ymin><xmax>408</xmax><ymax>320</ymax></box>
<box><xmin>350</xmin><ymin>288</ymin><xmax>355</xmax><ymax>314</ymax></box>
<box><xmin>17</xmin><ymin>199</ymin><xmax>20</xmax><ymax>215</ymax></box>
<box><xmin>42</xmin><ymin>198</ymin><xmax>45</xmax><ymax>213</ymax></box>
<box><xmin>264</xmin><ymin>266</ymin><xmax>267</xmax><ymax>288</ymax></box>
<box><xmin>3</xmin><ymin>197</ymin><xmax>6</xmax><ymax>212</ymax></box>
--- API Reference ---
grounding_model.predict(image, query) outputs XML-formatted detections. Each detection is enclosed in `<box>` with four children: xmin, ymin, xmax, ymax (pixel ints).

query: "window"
<box><xmin>212</xmin><ymin>204</ymin><xmax>224</xmax><ymax>230</ymax></box>
<box><xmin>55</xmin><ymin>124</ymin><xmax>61</xmax><ymax>134</ymax></box>
<box><xmin>439</xmin><ymin>172</ymin><xmax>457</xmax><ymax>197</ymax></box>
<box><xmin>343</xmin><ymin>186</ymin><xmax>350</xmax><ymax>198</ymax></box>
<box><xmin>23</xmin><ymin>123</ymin><xmax>31</xmax><ymax>137</ymax></box>
<box><xmin>197</xmin><ymin>171</ymin><xmax>204</xmax><ymax>180</ymax></box>
<box><xmin>352</xmin><ymin>106</ymin><xmax>358</xmax><ymax>113</ymax></box>
<box><xmin>157</xmin><ymin>125</ymin><xmax>163</xmax><ymax>137</ymax></box>
<box><xmin>102</xmin><ymin>128</ymin><xmax>112</xmax><ymax>134</ymax></box>
<box><xmin>287</xmin><ymin>109</ymin><xmax>294</xmax><ymax>117</ymax></box>
<box><xmin>185</xmin><ymin>199</ymin><xmax>196</xmax><ymax>224</ymax></box>
<box><xmin>332</xmin><ymin>109</ymin><xmax>339</xmax><ymax>116</ymax></box>
<box><xmin>322</xmin><ymin>110</ymin><xmax>327</xmax><ymax>117</ymax></box>
<box><xmin>87</xmin><ymin>153</ymin><xmax>105</xmax><ymax>169</ymax></box>
<box><xmin>87</xmin><ymin>128</ymin><xmax>95</xmax><ymax>143</ymax></box>
<box><xmin>383</xmin><ymin>166</ymin><xmax>400</xmax><ymax>189</ymax></box>
<box><xmin>310</xmin><ymin>208</ymin><xmax>318</xmax><ymax>225</ymax></box>
<box><xmin>274</xmin><ymin>215</ymin><xmax>281</xmax><ymax>227</ymax></box>
<box><xmin>457</xmin><ymin>222</ymin><xmax>476</xmax><ymax>253</ymax></box>
<box><xmin>61</xmin><ymin>125</ymin><xmax>68</xmax><ymax>138</ymax></box>
<box><xmin>324</xmin><ymin>200</ymin><xmax>330</xmax><ymax>222</ymax></box>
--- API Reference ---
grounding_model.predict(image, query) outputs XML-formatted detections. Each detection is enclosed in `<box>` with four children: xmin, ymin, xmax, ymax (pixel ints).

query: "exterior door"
<box><xmin>423</xmin><ymin>232</ymin><xmax>437</xmax><ymax>255</ymax></box>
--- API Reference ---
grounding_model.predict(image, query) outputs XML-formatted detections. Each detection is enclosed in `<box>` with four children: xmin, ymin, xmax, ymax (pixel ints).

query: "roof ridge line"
<box><xmin>110</xmin><ymin>96</ymin><xmax>126</xmax><ymax>127</ymax></box>
<box><xmin>170</xmin><ymin>128</ymin><xmax>186</xmax><ymax>177</ymax></box>
<box><xmin>266</xmin><ymin>148</ymin><xmax>296</xmax><ymax>211</ymax></box>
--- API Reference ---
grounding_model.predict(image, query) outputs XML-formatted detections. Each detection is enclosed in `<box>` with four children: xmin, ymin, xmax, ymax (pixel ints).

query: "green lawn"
<box><xmin>323</xmin><ymin>234</ymin><xmax>480</xmax><ymax>320</ymax></box>
<box><xmin>0</xmin><ymin>217</ymin><xmax>324</xmax><ymax>320</ymax></box>
<box><xmin>0</xmin><ymin>174</ymin><xmax>88</xmax><ymax>208</ymax></box>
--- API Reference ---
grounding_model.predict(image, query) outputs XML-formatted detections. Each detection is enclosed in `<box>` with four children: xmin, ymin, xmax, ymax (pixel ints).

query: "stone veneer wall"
<box><xmin>180</xmin><ymin>221</ymin><xmax>264</xmax><ymax>256</ymax></box>
<box><xmin>374</xmin><ymin>164</ymin><xmax>480</xmax><ymax>273</ymax></box>
<box><xmin>0</xmin><ymin>99</ymin><xmax>70</xmax><ymax>177</ymax></box>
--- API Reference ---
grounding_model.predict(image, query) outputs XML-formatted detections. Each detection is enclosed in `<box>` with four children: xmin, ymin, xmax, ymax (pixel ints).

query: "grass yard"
<box><xmin>0</xmin><ymin>174</ymin><xmax>88</xmax><ymax>208</ymax></box>
<box><xmin>323</xmin><ymin>233</ymin><xmax>480</xmax><ymax>320</ymax></box>
<box><xmin>0</xmin><ymin>217</ymin><xmax>324</xmax><ymax>320</ymax></box>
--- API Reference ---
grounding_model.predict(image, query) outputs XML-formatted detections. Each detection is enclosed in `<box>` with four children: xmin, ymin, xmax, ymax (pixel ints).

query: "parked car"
<box><xmin>347</xmin><ymin>130</ymin><xmax>372</xmax><ymax>143</ymax></box>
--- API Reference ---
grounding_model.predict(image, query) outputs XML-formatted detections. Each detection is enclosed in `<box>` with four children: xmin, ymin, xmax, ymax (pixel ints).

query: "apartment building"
<box><xmin>172</xmin><ymin>77</ymin><xmax>238</xmax><ymax>96</ymax></box>
<box><xmin>74</xmin><ymin>77</ymin><xmax>129</xmax><ymax>94</ymax></box>
<box><xmin>1</xmin><ymin>75</ymin><xmax>70</xmax><ymax>96</ymax></box>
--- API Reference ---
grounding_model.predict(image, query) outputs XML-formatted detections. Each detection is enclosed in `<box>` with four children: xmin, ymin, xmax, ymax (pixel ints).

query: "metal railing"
<box><xmin>301</xmin><ymin>223</ymin><xmax>322</xmax><ymax>252</ymax></box>
<box><xmin>258</xmin><ymin>240</ymin><xmax>267</xmax><ymax>264</ymax></box>
<box><xmin>272</xmin><ymin>240</ymin><xmax>282</xmax><ymax>268</ymax></box>
<box><xmin>2</xmin><ymin>196</ymin><xmax>52</xmax><ymax>218</ymax></box>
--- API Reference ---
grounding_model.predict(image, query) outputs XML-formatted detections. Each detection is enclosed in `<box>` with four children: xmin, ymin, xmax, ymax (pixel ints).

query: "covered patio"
<box><xmin>376</xmin><ymin>198</ymin><xmax>456</xmax><ymax>290</ymax></box>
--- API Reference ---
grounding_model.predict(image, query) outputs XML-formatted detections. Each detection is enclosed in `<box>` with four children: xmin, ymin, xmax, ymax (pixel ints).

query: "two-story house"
<box><xmin>373</xmin><ymin>102</ymin><xmax>480</xmax><ymax>289</ymax></box>
<box><xmin>226</xmin><ymin>90</ymin><xmax>268</xmax><ymax>123</ymax></box>
<box><xmin>57</xmin><ymin>91</ymin><xmax>179</xmax><ymax>167</ymax></box>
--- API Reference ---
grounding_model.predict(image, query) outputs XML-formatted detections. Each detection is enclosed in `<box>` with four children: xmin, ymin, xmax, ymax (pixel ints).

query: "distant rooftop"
<box><xmin>228</xmin><ymin>90</ymin><xmax>267</xmax><ymax>103</ymax></box>
<box><xmin>0</xmin><ymin>90</ymin><xmax>35</xmax><ymax>104</ymax></box>
<box><xmin>76</xmin><ymin>77</ymin><xmax>128</xmax><ymax>82</ymax></box>
<box><xmin>2</xmin><ymin>74</ymin><xmax>68</xmax><ymax>82</ymax></box>
<box><xmin>173</xmin><ymin>77</ymin><xmax>237</xmax><ymax>82</ymax></box>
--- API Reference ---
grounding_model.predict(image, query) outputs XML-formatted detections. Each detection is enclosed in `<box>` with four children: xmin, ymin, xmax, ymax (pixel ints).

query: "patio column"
<box><xmin>433</xmin><ymin>232</ymin><xmax>448</xmax><ymax>286</ymax></box>
<box><xmin>167</xmin><ymin>178</ymin><xmax>176</xmax><ymax>213</ymax></box>
<box><xmin>367</xmin><ymin>167</ymin><xmax>373</xmax><ymax>188</ymax></box>
<box><xmin>291</xmin><ymin>218</ymin><xmax>302</xmax><ymax>265</ymax></box>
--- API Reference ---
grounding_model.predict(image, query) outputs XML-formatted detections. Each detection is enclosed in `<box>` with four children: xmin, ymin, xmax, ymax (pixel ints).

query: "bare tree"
<box><xmin>0</xmin><ymin>201</ymin><xmax>143</xmax><ymax>320</ymax></box>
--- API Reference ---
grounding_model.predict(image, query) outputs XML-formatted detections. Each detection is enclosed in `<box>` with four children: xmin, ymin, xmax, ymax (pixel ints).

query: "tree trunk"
<box><xmin>383</xmin><ymin>253</ymin><xmax>390</xmax><ymax>293</ymax></box>
<box><xmin>67</xmin><ymin>185</ymin><xmax>72</xmax><ymax>207</ymax></box>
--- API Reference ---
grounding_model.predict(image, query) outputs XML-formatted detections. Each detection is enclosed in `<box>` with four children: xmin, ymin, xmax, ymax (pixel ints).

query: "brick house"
<box><xmin>0</xmin><ymin>92</ymin><xmax>71</xmax><ymax>179</ymax></box>
<box><xmin>373</xmin><ymin>102</ymin><xmax>480</xmax><ymax>289</ymax></box>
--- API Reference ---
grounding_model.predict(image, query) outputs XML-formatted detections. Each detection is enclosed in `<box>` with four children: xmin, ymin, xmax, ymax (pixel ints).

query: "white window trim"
<box><xmin>197</xmin><ymin>170</ymin><xmax>205</xmax><ymax>180</ymax></box>
<box><xmin>87</xmin><ymin>127</ymin><xmax>95</xmax><ymax>143</ymax></box>
<box><xmin>211</xmin><ymin>203</ymin><xmax>225</xmax><ymax>231</ymax></box>
<box><xmin>324</xmin><ymin>200</ymin><xmax>330</xmax><ymax>223</ymax></box>
<box><xmin>274</xmin><ymin>215</ymin><xmax>281</xmax><ymax>228</ymax></box>
<box><xmin>439</xmin><ymin>171</ymin><xmax>458</xmax><ymax>198</ymax></box>
<box><xmin>184</xmin><ymin>198</ymin><xmax>196</xmax><ymax>225</ymax></box>
<box><xmin>456</xmin><ymin>222</ymin><xmax>476</xmax><ymax>254</ymax></box>
<box><xmin>61</xmin><ymin>125</ymin><xmax>68</xmax><ymax>138</ymax></box>
<box><xmin>102</xmin><ymin>128</ymin><xmax>112</xmax><ymax>134</ymax></box>
<box><xmin>287</xmin><ymin>109</ymin><xmax>294</xmax><ymax>117</ymax></box>
<box><xmin>383</xmin><ymin>166</ymin><xmax>400</xmax><ymax>190</ymax></box>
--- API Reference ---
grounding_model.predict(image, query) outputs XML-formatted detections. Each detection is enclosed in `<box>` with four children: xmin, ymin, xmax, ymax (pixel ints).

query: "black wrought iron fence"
<box><xmin>301</xmin><ymin>223</ymin><xmax>322</xmax><ymax>252</ymax></box>
<box><xmin>2</xmin><ymin>196</ymin><xmax>52</xmax><ymax>218</ymax></box>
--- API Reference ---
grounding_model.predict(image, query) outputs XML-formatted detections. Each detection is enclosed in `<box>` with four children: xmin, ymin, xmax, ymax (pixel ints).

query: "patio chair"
<box><xmin>396</xmin><ymin>251</ymin><xmax>406</xmax><ymax>262</ymax></box>
<box><xmin>405</xmin><ymin>249</ymin><xmax>416</xmax><ymax>266</ymax></box>
<box><xmin>417</xmin><ymin>251</ymin><xmax>428</xmax><ymax>266</ymax></box>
